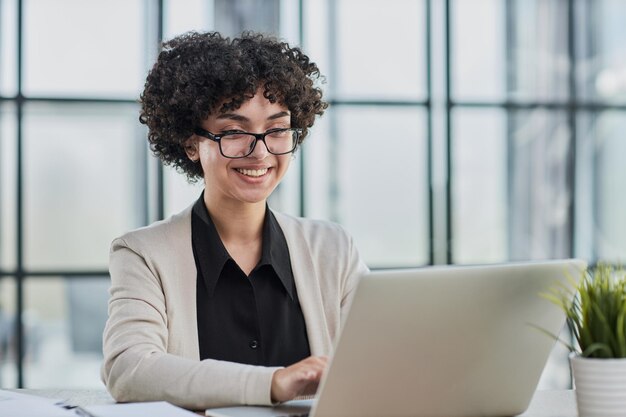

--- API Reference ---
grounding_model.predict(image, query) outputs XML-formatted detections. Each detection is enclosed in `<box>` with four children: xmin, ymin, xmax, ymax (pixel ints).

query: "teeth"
<box><xmin>236</xmin><ymin>168</ymin><xmax>268</xmax><ymax>177</ymax></box>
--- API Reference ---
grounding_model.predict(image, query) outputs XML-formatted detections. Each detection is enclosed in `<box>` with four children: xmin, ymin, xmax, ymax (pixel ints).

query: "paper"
<box><xmin>0</xmin><ymin>389</ymin><xmax>76</xmax><ymax>417</ymax></box>
<box><xmin>84</xmin><ymin>401</ymin><xmax>198</xmax><ymax>417</ymax></box>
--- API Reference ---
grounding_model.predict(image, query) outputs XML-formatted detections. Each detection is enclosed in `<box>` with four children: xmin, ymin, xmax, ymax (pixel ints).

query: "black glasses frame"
<box><xmin>194</xmin><ymin>127</ymin><xmax>302</xmax><ymax>159</ymax></box>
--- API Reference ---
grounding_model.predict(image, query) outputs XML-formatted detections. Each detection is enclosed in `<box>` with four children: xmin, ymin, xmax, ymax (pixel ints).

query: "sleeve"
<box><xmin>338</xmin><ymin>229</ymin><xmax>370</xmax><ymax>323</ymax></box>
<box><xmin>101</xmin><ymin>238</ymin><xmax>280</xmax><ymax>410</ymax></box>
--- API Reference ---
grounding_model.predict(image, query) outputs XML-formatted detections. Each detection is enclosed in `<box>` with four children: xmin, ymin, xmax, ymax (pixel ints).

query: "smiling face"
<box><xmin>189</xmin><ymin>90</ymin><xmax>294</xmax><ymax>210</ymax></box>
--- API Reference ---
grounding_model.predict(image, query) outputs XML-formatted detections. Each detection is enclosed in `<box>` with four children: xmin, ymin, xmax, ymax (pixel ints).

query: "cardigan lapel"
<box><xmin>273</xmin><ymin>212</ymin><xmax>333</xmax><ymax>356</ymax></box>
<box><xmin>163</xmin><ymin>204</ymin><xmax>201</xmax><ymax>360</ymax></box>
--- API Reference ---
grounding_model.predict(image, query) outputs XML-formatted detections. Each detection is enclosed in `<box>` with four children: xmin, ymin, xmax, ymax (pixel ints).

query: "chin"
<box><xmin>228</xmin><ymin>182</ymin><xmax>280</xmax><ymax>205</ymax></box>
<box><xmin>235</xmin><ymin>193</ymin><xmax>272</xmax><ymax>205</ymax></box>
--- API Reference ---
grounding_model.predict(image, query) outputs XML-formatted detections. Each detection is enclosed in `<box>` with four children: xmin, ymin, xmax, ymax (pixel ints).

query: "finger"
<box><xmin>298</xmin><ymin>362</ymin><xmax>325</xmax><ymax>380</ymax></box>
<box><xmin>301</xmin><ymin>380</ymin><xmax>321</xmax><ymax>396</ymax></box>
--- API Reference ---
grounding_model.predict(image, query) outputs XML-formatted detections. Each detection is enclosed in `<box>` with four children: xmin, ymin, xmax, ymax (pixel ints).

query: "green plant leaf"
<box><xmin>617</xmin><ymin>303</ymin><xmax>626</xmax><ymax>358</ymax></box>
<box><xmin>527</xmin><ymin>323</ymin><xmax>576</xmax><ymax>353</ymax></box>
<box><xmin>583</xmin><ymin>342</ymin><xmax>613</xmax><ymax>358</ymax></box>
<box><xmin>543</xmin><ymin>263</ymin><xmax>626</xmax><ymax>358</ymax></box>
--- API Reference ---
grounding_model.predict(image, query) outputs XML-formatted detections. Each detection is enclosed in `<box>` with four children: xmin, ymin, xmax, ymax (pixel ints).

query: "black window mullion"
<box><xmin>505</xmin><ymin>0</ymin><xmax>515</xmax><ymax>261</ymax></box>
<box><xmin>426</xmin><ymin>0</ymin><xmax>434</xmax><ymax>266</ymax></box>
<box><xmin>327</xmin><ymin>0</ymin><xmax>339</xmax><ymax>223</ymax></box>
<box><xmin>587</xmin><ymin>0</ymin><xmax>598</xmax><ymax>262</ymax></box>
<box><xmin>444</xmin><ymin>0</ymin><xmax>452</xmax><ymax>264</ymax></box>
<box><xmin>566</xmin><ymin>0</ymin><xmax>577</xmax><ymax>258</ymax></box>
<box><xmin>156</xmin><ymin>0</ymin><xmax>165</xmax><ymax>221</ymax></box>
<box><xmin>16</xmin><ymin>0</ymin><xmax>24</xmax><ymax>389</ymax></box>
<box><xmin>298</xmin><ymin>0</ymin><xmax>306</xmax><ymax>218</ymax></box>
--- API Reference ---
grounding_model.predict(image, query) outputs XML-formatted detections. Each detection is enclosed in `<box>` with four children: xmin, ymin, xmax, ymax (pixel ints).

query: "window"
<box><xmin>1</xmin><ymin>0</ymin><xmax>625</xmax><ymax>389</ymax></box>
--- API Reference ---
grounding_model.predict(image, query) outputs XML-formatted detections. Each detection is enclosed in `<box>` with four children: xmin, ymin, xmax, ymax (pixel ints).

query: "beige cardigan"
<box><xmin>101</xmin><ymin>204</ymin><xmax>368</xmax><ymax>410</ymax></box>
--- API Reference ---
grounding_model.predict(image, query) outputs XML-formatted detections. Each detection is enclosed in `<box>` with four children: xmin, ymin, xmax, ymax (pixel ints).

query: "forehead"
<box><xmin>232</xmin><ymin>92</ymin><xmax>288</xmax><ymax>112</ymax></box>
<box><xmin>209</xmin><ymin>92</ymin><xmax>290</xmax><ymax>122</ymax></box>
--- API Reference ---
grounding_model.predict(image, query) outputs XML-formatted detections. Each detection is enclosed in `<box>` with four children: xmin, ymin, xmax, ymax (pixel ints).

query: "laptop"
<box><xmin>206</xmin><ymin>259</ymin><xmax>586</xmax><ymax>417</ymax></box>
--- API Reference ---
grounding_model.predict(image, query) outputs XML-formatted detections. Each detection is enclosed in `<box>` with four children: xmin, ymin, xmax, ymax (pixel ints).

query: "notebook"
<box><xmin>206</xmin><ymin>259</ymin><xmax>586</xmax><ymax>417</ymax></box>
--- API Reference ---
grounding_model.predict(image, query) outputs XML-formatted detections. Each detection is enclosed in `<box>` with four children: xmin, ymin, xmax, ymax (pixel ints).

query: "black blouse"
<box><xmin>191</xmin><ymin>195</ymin><xmax>311</xmax><ymax>366</ymax></box>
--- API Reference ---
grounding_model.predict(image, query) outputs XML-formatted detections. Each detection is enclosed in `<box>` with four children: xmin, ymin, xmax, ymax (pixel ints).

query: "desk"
<box><xmin>15</xmin><ymin>388</ymin><xmax>115</xmax><ymax>407</ymax></box>
<box><xmin>16</xmin><ymin>389</ymin><xmax>577</xmax><ymax>416</ymax></box>
<box><xmin>519</xmin><ymin>390</ymin><xmax>576</xmax><ymax>417</ymax></box>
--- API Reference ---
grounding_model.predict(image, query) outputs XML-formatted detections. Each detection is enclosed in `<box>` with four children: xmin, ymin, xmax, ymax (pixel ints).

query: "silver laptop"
<box><xmin>206</xmin><ymin>259</ymin><xmax>586</xmax><ymax>417</ymax></box>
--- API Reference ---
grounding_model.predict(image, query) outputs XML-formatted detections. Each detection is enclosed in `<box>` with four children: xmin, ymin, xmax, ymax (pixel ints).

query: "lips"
<box><xmin>235</xmin><ymin>168</ymin><xmax>269</xmax><ymax>177</ymax></box>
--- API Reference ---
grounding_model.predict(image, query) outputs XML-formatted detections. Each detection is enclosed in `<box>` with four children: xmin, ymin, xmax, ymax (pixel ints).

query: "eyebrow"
<box><xmin>216</xmin><ymin>111</ymin><xmax>291</xmax><ymax>122</ymax></box>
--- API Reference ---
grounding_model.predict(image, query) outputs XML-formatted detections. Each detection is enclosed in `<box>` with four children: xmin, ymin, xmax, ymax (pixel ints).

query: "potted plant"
<box><xmin>544</xmin><ymin>263</ymin><xmax>626</xmax><ymax>416</ymax></box>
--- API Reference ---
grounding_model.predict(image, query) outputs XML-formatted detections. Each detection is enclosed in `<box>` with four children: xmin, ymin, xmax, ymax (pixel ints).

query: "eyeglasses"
<box><xmin>194</xmin><ymin>127</ymin><xmax>302</xmax><ymax>159</ymax></box>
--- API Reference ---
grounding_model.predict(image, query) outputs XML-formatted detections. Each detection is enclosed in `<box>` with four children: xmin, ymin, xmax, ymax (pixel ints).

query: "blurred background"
<box><xmin>1</xmin><ymin>0</ymin><xmax>625</xmax><ymax>391</ymax></box>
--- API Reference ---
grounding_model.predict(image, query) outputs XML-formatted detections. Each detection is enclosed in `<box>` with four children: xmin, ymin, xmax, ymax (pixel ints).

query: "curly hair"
<box><xmin>139</xmin><ymin>31</ymin><xmax>328</xmax><ymax>181</ymax></box>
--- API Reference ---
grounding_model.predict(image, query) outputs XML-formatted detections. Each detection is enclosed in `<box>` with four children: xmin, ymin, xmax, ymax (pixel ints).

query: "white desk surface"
<box><xmin>519</xmin><ymin>390</ymin><xmax>576</xmax><ymax>417</ymax></box>
<box><xmin>15</xmin><ymin>388</ymin><xmax>577</xmax><ymax>416</ymax></box>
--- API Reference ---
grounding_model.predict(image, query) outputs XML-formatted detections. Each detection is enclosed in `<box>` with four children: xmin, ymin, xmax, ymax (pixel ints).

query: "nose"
<box><xmin>248</xmin><ymin>137</ymin><xmax>270</xmax><ymax>159</ymax></box>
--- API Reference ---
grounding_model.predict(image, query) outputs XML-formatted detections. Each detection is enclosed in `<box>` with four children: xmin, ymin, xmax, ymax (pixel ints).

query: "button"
<box><xmin>249</xmin><ymin>340</ymin><xmax>259</xmax><ymax>349</ymax></box>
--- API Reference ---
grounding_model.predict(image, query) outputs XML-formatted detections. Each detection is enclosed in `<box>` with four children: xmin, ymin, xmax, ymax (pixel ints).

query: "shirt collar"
<box><xmin>191</xmin><ymin>193</ymin><xmax>295</xmax><ymax>300</ymax></box>
<box><xmin>260</xmin><ymin>209</ymin><xmax>295</xmax><ymax>300</ymax></box>
<box><xmin>192</xmin><ymin>195</ymin><xmax>231</xmax><ymax>298</ymax></box>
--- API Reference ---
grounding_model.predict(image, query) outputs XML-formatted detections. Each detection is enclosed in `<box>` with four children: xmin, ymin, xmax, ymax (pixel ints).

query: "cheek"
<box><xmin>199</xmin><ymin>154</ymin><xmax>227</xmax><ymax>186</ymax></box>
<box><xmin>199</xmin><ymin>143</ymin><xmax>222</xmax><ymax>167</ymax></box>
<box><xmin>277</xmin><ymin>156</ymin><xmax>292</xmax><ymax>174</ymax></box>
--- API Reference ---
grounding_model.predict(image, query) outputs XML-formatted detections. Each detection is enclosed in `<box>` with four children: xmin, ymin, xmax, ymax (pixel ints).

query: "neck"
<box><xmin>203</xmin><ymin>193</ymin><xmax>266</xmax><ymax>244</ymax></box>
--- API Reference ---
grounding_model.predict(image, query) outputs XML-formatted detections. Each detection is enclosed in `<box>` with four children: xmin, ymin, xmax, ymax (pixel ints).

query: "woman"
<box><xmin>101</xmin><ymin>31</ymin><xmax>368</xmax><ymax>410</ymax></box>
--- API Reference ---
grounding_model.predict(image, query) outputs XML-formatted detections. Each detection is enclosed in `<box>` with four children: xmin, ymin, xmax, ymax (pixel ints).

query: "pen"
<box><xmin>73</xmin><ymin>406</ymin><xmax>97</xmax><ymax>417</ymax></box>
<box><xmin>60</xmin><ymin>404</ymin><xmax>98</xmax><ymax>417</ymax></box>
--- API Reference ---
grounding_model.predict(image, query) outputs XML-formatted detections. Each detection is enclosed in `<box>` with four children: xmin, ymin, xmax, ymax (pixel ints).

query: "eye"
<box><xmin>265</xmin><ymin>128</ymin><xmax>291</xmax><ymax>138</ymax></box>
<box><xmin>220</xmin><ymin>129</ymin><xmax>246</xmax><ymax>135</ymax></box>
<box><xmin>266</xmin><ymin>123</ymin><xmax>290</xmax><ymax>131</ymax></box>
<box><xmin>221</xmin><ymin>130</ymin><xmax>250</xmax><ymax>140</ymax></box>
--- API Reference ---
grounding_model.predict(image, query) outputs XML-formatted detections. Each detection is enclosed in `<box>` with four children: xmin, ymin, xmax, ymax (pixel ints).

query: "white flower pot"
<box><xmin>570</xmin><ymin>354</ymin><xmax>626</xmax><ymax>417</ymax></box>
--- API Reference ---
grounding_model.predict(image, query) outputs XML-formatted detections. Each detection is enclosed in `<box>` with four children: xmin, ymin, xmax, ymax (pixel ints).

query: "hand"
<box><xmin>271</xmin><ymin>355</ymin><xmax>328</xmax><ymax>403</ymax></box>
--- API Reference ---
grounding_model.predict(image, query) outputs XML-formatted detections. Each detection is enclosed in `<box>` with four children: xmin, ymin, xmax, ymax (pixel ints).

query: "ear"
<box><xmin>183</xmin><ymin>136</ymin><xmax>200</xmax><ymax>162</ymax></box>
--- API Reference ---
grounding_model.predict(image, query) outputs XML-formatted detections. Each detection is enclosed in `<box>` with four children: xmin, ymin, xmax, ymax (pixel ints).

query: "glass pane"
<box><xmin>0</xmin><ymin>277</ymin><xmax>17</xmax><ymax>388</ymax></box>
<box><xmin>267</xmin><ymin>151</ymin><xmax>301</xmax><ymax>217</ymax></box>
<box><xmin>318</xmin><ymin>106</ymin><xmax>429</xmax><ymax>267</ymax></box>
<box><xmin>335</xmin><ymin>0</ymin><xmax>426</xmax><ymax>100</ymax></box>
<box><xmin>23</xmin><ymin>103</ymin><xmax>146</xmax><ymax>270</ymax></box>
<box><xmin>451</xmin><ymin>0</ymin><xmax>505</xmax><ymax>101</ymax></box>
<box><xmin>303</xmin><ymin>0</ymin><xmax>331</xmax><ymax>88</ymax></box>
<box><xmin>0</xmin><ymin>0</ymin><xmax>17</xmax><ymax>96</ymax></box>
<box><xmin>453</xmin><ymin>0</ymin><xmax>569</xmax><ymax>101</ymax></box>
<box><xmin>303</xmin><ymin>111</ymin><xmax>332</xmax><ymax>219</ymax></box>
<box><xmin>453</xmin><ymin>109</ymin><xmax>572</xmax><ymax>263</ymax></box>
<box><xmin>508</xmin><ymin>109</ymin><xmax>572</xmax><ymax>260</ymax></box>
<box><xmin>215</xmin><ymin>0</ymin><xmax>279</xmax><ymax>37</ymax></box>
<box><xmin>163</xmin><ymin>166</ymin><xmax>204</xmax><ymax>218</ymax></box>
<box><xmin>279</xmin><ymin>0</ymin><xmax>301</xmax><ymax>45</ymax></box>
<box><xmin>576</xmin><ymin>111</ymin><xmax>626</xmax><ymax>262</ymax></box>
<box><xmin>164</xmin><ymin>0</ymin><xmax>214</xmax><ymax>39</ymax></box>
<box><xmin>23</xmin><ymin>0</ymin><xmax>146</xmax><ymax>98</ymax></box>
<box><xmin>452</xmin><ymin>109</ymin><xmax>507</xmax><ymax>264</ymax></box>
<box><xmin>575</xmin><ymin>111</ymin><xmax>595</xmax><ymax>260</ymax></box>
<box><xmin>0</xmin><ymin>103</ymin><xmax>16</xmax><ymax>270</ymax></box>
<box><xmin>576</xmin><ymin>0</ymin><xmax>626</xmax><ymax>103</ymax></box>
<box><xmin>23</xmin><ymin>277</ymin><xmax>108</xmax><ymax>388</ymax></box>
